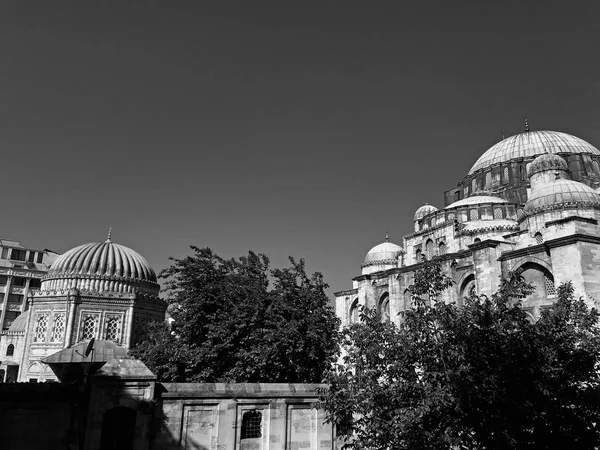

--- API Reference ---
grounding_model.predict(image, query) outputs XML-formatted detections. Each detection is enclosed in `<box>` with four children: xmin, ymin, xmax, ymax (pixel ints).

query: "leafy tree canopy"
<box><xmin>319</xmin><ymin>261</ymin><xmax>600</xmax><ymax>450</ymax></box>
<box><xmin>131</xmin><ymin>247</ymin><xmax>340</xmax><ymax>383</ymax></box>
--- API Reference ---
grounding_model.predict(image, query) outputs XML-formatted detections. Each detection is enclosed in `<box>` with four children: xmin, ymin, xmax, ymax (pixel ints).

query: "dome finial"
<box><xmin>525</xmin><ymin>117</ymin><xmax>530</xmax><ymax>132</ymax></box>
<box><xmin>106</xmin><ymin>227</ymin><xmax>112</xmax><ymax>243</ymax></box>
<box><xmin>501</xmin><ymin>127</ymin><xmax>505</xmax><ymax>140</ymax></box>
<box><xmin>385</xmin><ymin>231</ymin><xmax>389</xmax><ymax>242</ymax></box>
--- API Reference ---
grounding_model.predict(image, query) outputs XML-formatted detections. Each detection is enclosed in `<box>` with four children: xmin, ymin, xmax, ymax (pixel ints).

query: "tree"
<box><xmin>319</xmin><ymin>260</ymin><xmax>600</xmax><ymax>449</ymax></box>
<box><xmin>131</xmin><ymin>247</ymin><xmax>340</xmax><ymax>383</ymax></box>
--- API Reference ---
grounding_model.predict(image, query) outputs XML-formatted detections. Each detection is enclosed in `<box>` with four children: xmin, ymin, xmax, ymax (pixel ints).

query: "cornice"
<box><xmin>545</xmin><ymin>216</ymin><xmax>598</xmax><ymax>227</ymax></box>
<box><xmin>459</xmin><ymin>223</ymin><xmax>519</xmax><ymax>236</ymax></box>
<box><xmin>334</xmin><ymin>288</ymin><xmax>358</xmax><ymax>297</ymax></box>
<box><xmin>519</xmin><ymin>202</ymin><xmax>600</xmax><ymax>222</ymax></box>
<box><xmin>468</xmin><ymin>239</ymin><xmax>514</xmax><ymax>251</ymax></box>
<box><xmin>497</xmin><ymin>234</ymin><xmax>600</xmax><ymax>261</ymax></box>
<box><xmin>361</xmin><ymin>258</ymin><xmax>399</xmax><ymax>269</ymax></box>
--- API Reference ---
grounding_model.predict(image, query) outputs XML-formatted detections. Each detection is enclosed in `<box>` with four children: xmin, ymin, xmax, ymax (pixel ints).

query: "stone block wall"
<box><xmin>155</xmin><ymin>383</ymin><xmax>335</xmax><ymax>450</ymax></box>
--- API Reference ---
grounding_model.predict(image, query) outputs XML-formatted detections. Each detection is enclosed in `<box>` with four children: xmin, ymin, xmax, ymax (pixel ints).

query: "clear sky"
<box><xmin>1</xmin><ymin>0</ymin><xmax>599</xmax><ymax>295</ymax></box>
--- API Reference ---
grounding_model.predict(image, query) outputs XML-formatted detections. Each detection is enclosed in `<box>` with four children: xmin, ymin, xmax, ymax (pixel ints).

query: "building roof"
<box><xmin>446</xmin><ymin>195</ymin><xmax>508</xmax><ymax>209</ymax></box>
<box><xmin>364</xmin><ymin>241</ymin><xmax>402</xmax><ymax>265</ymax></box>
<box><xmin>414</xmin><ymin>203</ymin><xmax>438</xmax><ymax>221</ymax></box>
<box><xmin>42</xmin><ymin>340</ymin><xmax>128</xmax><ymax>364</ymax></box>
<box><xmin>524</xmin><ymin>179</ymin><xmax>600</xmax><ymax>213</ymax></box>
<box><xmin>468</xmin><ymin>131</ymin><xmax>600</xmax><ymax>175</ymax></box>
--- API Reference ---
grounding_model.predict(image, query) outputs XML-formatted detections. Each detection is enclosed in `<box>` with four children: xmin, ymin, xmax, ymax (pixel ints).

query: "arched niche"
<box><xmin>379</xmin><ymin>293</ymin><xmax>390</xmax><ymax>323</ymax></box>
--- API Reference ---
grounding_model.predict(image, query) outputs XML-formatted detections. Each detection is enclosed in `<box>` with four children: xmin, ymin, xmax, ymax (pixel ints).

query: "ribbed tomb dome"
<box><xmin>527</xmin><ymin>153</ymin><xmax>569</xmax><ymax>178</ymax></box>
<box><xmin>524</xmin><ymin>179</ymin><xmax>600</xmax><ymax>214</ymax></box>
<box><xmin>42</xmin><ymin>240</ymin><xmax>159</xmax><ymax>295</ymax></box>
<box><xmin>469</xmin><ymin>131</ymin><xmax>600</xmax><ymax>175</ymax></box>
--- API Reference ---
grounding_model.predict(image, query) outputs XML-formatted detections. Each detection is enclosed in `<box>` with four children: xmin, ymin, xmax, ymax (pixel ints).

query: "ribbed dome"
<box><xmin>364</xmin><ymin>241</ymin><xmax>402</xmax><ymax>265</ymax></box>
<box><xmin>524</xmin><ymin>179</ymin><xmax>600</xmax><ymax>213</ymax></box>
<box><xmin>43</xmin><ymin>240</ymin><xmax>159</xmax><ymax>295</ymax></box>
<box><xmin>527</xmin><ymin>153</ymin><xmax>569</xmax><ymax>178</ymax></box>
<box><xmin>446</xmin><ymin>195</ymin><xmax>508</xmax><ymax>209</ymax></box>
<box><xmin>414</xmin><ymin>203</ymin><xmax>438</xmax><ymax>221</ymax></box>
<box><xmin>469</xmin><ymin>131</ymin><xmax>600</xmax><ymax>175</ymax></box>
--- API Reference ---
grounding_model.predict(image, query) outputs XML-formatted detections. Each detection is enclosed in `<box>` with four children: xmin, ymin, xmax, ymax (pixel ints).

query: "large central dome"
<box><xmin>43</xmin><ymin>239</ymin><xmax>159</xmax><ymax>295</ymax></box>
<box><xmin>469</xmin><ymin>131</ymin><xmax>600</xmax><ymax>175</ymax></box>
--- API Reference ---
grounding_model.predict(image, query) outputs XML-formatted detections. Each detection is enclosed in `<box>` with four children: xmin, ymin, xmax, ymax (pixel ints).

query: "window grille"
<box><xmin>81</xmin><ymin>315</ymin><xmax>98</xmax><ymax>340</ymax></box>
<box><xmin>469</xmin><ymin>209</ymin><xmax>479</xmax><ymax>221</ymax></box>
<box><xmin>105</xmin><ymin>316</ymin><xmax>121</xmax><ymax>342</ymax></box>
<box><xmin>438</xmin><ymin>242</ymin><xmax>446</xmax><ymax>255</ymax></box>
<box><xmin>51</xmin><ymin>314</ymin><xmax>65</xmax><ymax>342</ymax></box>
<box><xmin>34</xmin><ymin>315</ymin><xmax>48</xmax><ymax>342</ymax></box>
<box><xmin>544</xmin><ymin>273</ymin><xmax>556</xmax><ymax>295</ymax></box>
<box><xmin>493</xmin><ymin>208</ymin><xmax>503</xmax><ymax>219</ymax></box>
<box><xmin>503</xmin><ymin>166</ymin><xmax>509</xmax><ymax>183</ymax></box>
<box><xmin>593</xmin><ymin>160</ymin><xmax>600</xmax><ymax>175</ymax></box>
<box><xmin>241</xmin><ymin>410</ymin><xmax>262</xmax><ymax>439</ymax></box>
<box><xmin>485</xmin><ymin>172</ymin><xmax>492</xmax><ymax>188</ymax></box>
<box><xmin>6</xmin><ymin>344</ymin><xmax>14</xmax><ymax>356</ymax></box>
<box><xmin>535</xmin><ymin>233</ymin><xmax>543</xmax><ymax>244</ymax></box>
<box><xmin>516</xmin><ymin>208</ymin><xmax>524</xmax><ymax>218</ymax></box>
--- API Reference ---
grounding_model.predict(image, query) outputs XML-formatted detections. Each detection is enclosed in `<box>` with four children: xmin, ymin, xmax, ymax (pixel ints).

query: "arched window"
<box><xmin>241</xmin><ymin>410</ymin><xmax>262</xmax><ymax>439</ymax></box>
<box><xmin>503</xmin><ymin>166</ymin><xmax>510</xmax><ymax>183</ymax></box>
<box><xmin>105</xmin><ymin>316</ymin><xmax>121</xmax><ymax>342</ymax></box>
<box><xmin>469</xmin><ymin>209</ymin><xmax>479</xmax><ymax>221</ymax></box>
<box><xmin>493</xmin><ymin>207</ymin><xmax>503</xmax><ymax>219</ymax></box>
<box><xmin>534</xmin><ymin>232</ymin><xmax>543</xmax><ymax>244</ymax></box>
<box><xmin>379</xmin><ymin>293</ymin><xmax>390</xmax><ymax>323</ymax></box>
<box><xmin>485</xmin><ymin>172</ymin><xmax>492</xmax><ymax>188</ymax></box>
<box><xmin>6</xmin><ymin>344</ymin><xmax>14</xmax><ymax>357</ymax></box>
<box><xmin>460</xmin><ymin>275</ymin><xmax>476</xmax><ymax>303</ymax></box>
<box><xmin>425</xmin><ymin>239</ymin><xmax>435</xmax><ymax>259</ymax></box>
<box><xmin>34</xmin><ymin>314</ymin><xmax>48</xmax><ymax>343</ymax></box>
<box><xmin>474</xmin><ymin>238</ymin><xmax>481</xmax><ymax>243</ymax></box>
<box><xmin>349</xmin><ymin>299</ymin><xmax>359</xmax><ymax>324</ymax></box>
<box><xmin>593</xmin><ymin>160</ymin><xmax>600</xmax><ymax>175</ymax></box>
<box><xmin>100</xmin><ymin>407</ymin><xmax>137</xmax><ymax>450</ymax></box>
<box><xmin>438</xmin><ymin>241</ymin><xmax>446</xmax><ymax>255</ymax></box>
<box><xmin>80</xmin><ymin>314</ymin><xmax>98</xmax><ymax>341</ymax></box>
<box><xmin>415</xmin><ymin>248</ymin><xmax>422</xmax><ymax>262</ymax></box>
<box><xmin>471</xmin><ymin>178</ymin><xmax>477</xmax><ymax>193</ymax></box>
<box><xmin>51</xmin><ymin>313</ymin><xmax>65</xmax><ymax>342</ymax></box>
<box><xmin>519</xmin><ymin>263</ymin><xmax>556</xmax><ymax>300</ymax></box>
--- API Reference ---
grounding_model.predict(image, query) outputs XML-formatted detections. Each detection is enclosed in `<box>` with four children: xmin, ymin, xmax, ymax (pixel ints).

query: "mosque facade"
<box><xmin>0</xmin><ymin>233</ymin><xmax>166</xmax><ymax>382</ymax></box>
<box><xmin>335</xmin><ymin>127</ymin><xmax>600</xmax><ymax>328</ymax></box>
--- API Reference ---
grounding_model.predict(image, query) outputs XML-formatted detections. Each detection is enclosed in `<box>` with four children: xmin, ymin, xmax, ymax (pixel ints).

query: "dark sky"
<box><xmin>1</xmin><ymin>0</ymin><xmax>599</xmax><ymax>295</ymax></box>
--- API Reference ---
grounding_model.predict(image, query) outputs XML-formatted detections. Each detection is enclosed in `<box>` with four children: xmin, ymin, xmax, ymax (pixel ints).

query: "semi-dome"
<box><xmin>7</xmin><ymin>310</ymin><xmax>29</xmax><ymax>333</ymax></box>
<box><xmin>414</xmin><ymin>203</ymin><xmax>438</xmax><ymax>221</ymax></box>
<box><xmin>524</xmin><ymin>179</ymin><xmax>600</xmax><ymax>214</ymax></box>
<box><xmin>527</xmin><ymin>153</ymin><xmax>569</xmax><ymax>178</ymax></box>
<box><xmin>364</xmin><ymin>241</ymin><xmax>402</xmax><ymax>265</ymax></box>
<box><xmin>445</xmin><ymin>195</ymin><xmax>508</xmax><ymax>209</ymax></box>
<box><xmin>469</xmin><ymin>131</ymin><xmax>600</xmax><ymax>175</ymax></box>
<box><xmin>42</xmin><ymin>238</ymin><xmax>159</xmax><ymax>295</ymax></box>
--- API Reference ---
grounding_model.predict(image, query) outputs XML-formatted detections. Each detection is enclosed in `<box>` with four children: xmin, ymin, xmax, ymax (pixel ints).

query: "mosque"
<box><xmin>0</xmin><ymin>232</ymin><xmax>166</xmax><ymax>382</ymax></box>
<box><xmin>335</xmin><ymin>124</ymin><xmax>600</xmax><ymax>327</ymax></box>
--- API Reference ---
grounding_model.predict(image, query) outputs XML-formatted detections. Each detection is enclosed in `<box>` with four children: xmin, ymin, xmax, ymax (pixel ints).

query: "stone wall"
<box><xmin>155</xmin><ymin>383</ymin><xmax>334</xmax><ymax>450</ymax></box>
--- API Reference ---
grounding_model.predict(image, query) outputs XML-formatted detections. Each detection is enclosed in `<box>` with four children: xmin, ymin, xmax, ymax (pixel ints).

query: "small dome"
<box><xmin>524</xmin><ymin>179</ymin><xmax>600</xmax><ymax>214</ymax></box>
<box><xmin>7</xmin><ymin>310</ymin><xmax>29</xmax><ymax>332</ymax></box>
<box><xmin>469</xmin><ymin>131</ymin><xmax>600</xmax><ymax>175</ymax></box>
<box><xmin>364</xmin><ymin>241</ymin><xmax>402</xmax><ymax>265</ymax></box>
<box><xmin>527</xmin><ymin>153</ymin><xmax>569</xmax><ymax>178</ymax></box>
<box><xmin>43</xmin><ymin>240</ymin><xmax>159</xmax><ymax>295</ymax></box>
<box><xmin>445</xmin><ymin>195</ymin><xmax>508</xmax><ymax>209</ymax></box>
<box><xmin>414</xmin><ymin>203</ymin><xmax>438</xmax><ymax>221</ymax></box>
